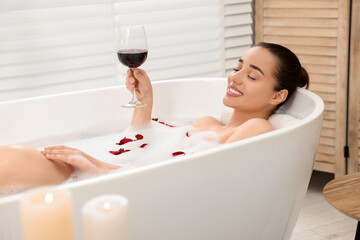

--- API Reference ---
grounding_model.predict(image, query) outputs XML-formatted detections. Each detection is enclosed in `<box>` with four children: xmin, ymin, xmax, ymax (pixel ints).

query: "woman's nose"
<box><xmin>229</xmin><ymin>70</ymin><xmax>243</xmax><ymax>85</ymax></box>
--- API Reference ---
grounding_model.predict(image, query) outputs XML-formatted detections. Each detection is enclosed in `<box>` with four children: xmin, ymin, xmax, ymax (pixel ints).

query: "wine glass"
<box><xmin>117</xmin><ymin>26</ymin><xmax>148</xmax><ymax>108</ymax></box>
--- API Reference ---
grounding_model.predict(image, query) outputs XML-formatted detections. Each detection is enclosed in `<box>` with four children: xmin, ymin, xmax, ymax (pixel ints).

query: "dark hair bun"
<box><xmin>299</xmin><ymin>67</ymin><xmax>309</xmax><ymax>89</ymax></box>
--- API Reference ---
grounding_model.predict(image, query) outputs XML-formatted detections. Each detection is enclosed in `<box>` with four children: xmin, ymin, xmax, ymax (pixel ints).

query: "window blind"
<box><xmin>224</xmin><ymin>0</ymin><xmax>254</xmax><ymax>75</ymax></box>
<box><xmin>0</xmin><ymin>0</ymin><xmax>116</xmax><ymax>102</ymax></box>
<box><xmin>0</xmin><ymin>0</ymin><xmax>254</xmax><ymax>102</ymax></box>
<box><xmin>114</xmin><ymin>0</ymin><xmax>223</xmax><ymax>80</ymax></box>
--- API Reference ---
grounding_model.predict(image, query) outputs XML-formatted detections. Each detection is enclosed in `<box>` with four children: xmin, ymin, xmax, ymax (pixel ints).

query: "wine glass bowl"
<box><xmin>117</xmin><ymin>49</ymin><xmax>148</xmax><ymax>70</ymax></box>
<box><xmin>117</xmin><ymin>26</ymin><xmax>148</xmax><ymax>108</ymax></box>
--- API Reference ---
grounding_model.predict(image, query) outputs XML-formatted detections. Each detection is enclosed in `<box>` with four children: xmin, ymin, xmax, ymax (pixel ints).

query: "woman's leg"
<box><xmin>0</xmin><ymin>145</ymin><xmax>74</xmax><ymax>193</ymax></box>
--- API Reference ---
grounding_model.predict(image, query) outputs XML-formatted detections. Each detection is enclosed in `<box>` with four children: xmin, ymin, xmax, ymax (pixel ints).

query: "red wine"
<box><xmin>117</xmin><ymin>49</ymin><xmax>148</xmax><ymax>68</ymax></box>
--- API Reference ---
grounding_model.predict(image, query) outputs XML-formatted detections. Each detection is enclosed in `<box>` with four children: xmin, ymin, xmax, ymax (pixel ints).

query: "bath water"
<box><xmin>0</xmin><ymin>119</ymin><xmax>220</xmax><ymax>197</ymax></box>
<box><xmin>62</xmin><ymin>120</ymin><xmax>220</xmax><ymax>182</ymax></box>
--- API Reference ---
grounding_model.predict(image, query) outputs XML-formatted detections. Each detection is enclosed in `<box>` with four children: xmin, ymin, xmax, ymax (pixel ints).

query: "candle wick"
<box><xmin>103</xmin><ymin>201</ymin><xmax>111</xmax><ymax>211</ymax></box>
<box><xmin>45</xmin><ymin>192</ymin><xmax>54</xmax><ymax>204</ymax></box>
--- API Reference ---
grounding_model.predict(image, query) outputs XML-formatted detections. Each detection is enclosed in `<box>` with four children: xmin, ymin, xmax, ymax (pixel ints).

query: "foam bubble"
<box><xmin>62</xmin><ymin>120</ymin><xmax>220</xmax><ymax>176</ymax></box>
<box><xmin>0</xmin><ymin>120</ymin><xmax>220</xmax><ymax>196</ymax></box>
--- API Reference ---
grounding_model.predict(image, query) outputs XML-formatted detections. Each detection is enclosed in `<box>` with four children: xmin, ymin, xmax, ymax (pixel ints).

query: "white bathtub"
<box><xmin>0</xmin><ymin>78</ymin><xmax>324</xmax><ymax>240</ymax></box>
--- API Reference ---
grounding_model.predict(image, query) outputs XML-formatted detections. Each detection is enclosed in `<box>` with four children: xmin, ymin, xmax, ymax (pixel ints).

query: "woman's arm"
<box><xmin>41</xmin><ymin>69</ymin><xmax>153</xmax><ymax>173</ymax></box>
<box><xmin>41</xmin><ymin>146</ymin><xmax>120</xmax><ymax>174</ymax></box>
<box><xmin>126</xmin><ymin>69</ymin><xmax>153</xmax><ymax>128</ymax></box>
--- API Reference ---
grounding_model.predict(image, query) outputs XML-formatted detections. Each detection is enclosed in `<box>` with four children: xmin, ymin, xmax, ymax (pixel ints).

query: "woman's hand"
<box><xmin>126</xmin><ymin>68</ymin><xmax>153</xmax><ymax>106</ymax></box>
<box><xmin>126</xmin><ymin>69</ymin><xmax>154</xmax><ymax>128</ymax></box>
<box><xmin>41</xmin><ymin>146</ymin><xmax>120</xmax><ymax>174</ymax></box>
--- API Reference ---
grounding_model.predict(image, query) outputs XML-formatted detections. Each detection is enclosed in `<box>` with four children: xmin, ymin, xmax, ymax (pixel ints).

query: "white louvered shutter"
<box><xmin>224</xmin><ymin>0</ymin><xmax>254</xmax><ymax>75</ymax></box>
<box><xmin>0</xmin><ymin>0</ymin><xmax>254</xmax><ymax>102</ymax></box>
<box><xmin>114</xmin><ymin>0</ymin><xmax>224</xmax><ymax>80</ymax></box>
<box><xmin>0</xmin><ymin>0</ymin><xmax>117</xmax><ymax>102</ymax></box>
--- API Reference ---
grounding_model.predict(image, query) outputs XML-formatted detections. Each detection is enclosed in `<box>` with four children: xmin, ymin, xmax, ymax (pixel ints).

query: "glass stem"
<box><xmin>132</xmin><ymin>87</ymin><xmax>138</xmax><ymax>103</ymax></box>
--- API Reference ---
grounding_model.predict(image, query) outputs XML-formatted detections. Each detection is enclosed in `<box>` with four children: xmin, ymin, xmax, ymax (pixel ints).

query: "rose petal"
<box><xmin>135</xmin><ymin>134</ymin><xmax>144</xmax><ymax>140</ymax></box>
<box><xmin>140</xmin><ymin>143</ymin><xmax>148</xmax><ymax>148</ymax></box>
<box><xmin>117</xmin><ymin>137</ymin><xmax>133</xmax><ymax>145</ymax></box>
<box><xmin>109</xmin><ymin>150</ymin><xmax>123</xmax><ymax>155</ymax></box>
<box><xmin>172</xmin><ymin>151</ymin><xmax>185</xmax><ymax>157</ymax></box>
<box><xmin>152</xmin><ymin>118</ymin><xmax>176</xmax><ymax>127</ymax></box>
<box><xmin>109</xmin><ymin>148</ymin><xmax>131</xmax><ymax>155</ymax></box>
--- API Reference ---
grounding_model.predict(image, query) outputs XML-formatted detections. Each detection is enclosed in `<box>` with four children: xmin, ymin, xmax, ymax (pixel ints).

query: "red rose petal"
<box><xmin>109</xmin><ymin>151</ymin><xmax>119</xmax><ymax>155</ymax></box>
<box><xmin>172</xmin><ymin>151</ymin><xmax>185</xmax><ymax>157</ymax></box>
<box><xmin>117</xmin><ymin>137</ymin><xmax>133</xmax><ymax>145</ymax></box>
<box><xmin>135</xmin><ymin>134</ymin><xmax>144</xmax><ymax>140</ymax></box>
<box><xmin>109</xmin><ymin>148</ymin><xmax>131</xmax><ymax>155</ymax></box>
<box><xmin>151</xmin><ymin>118</ymin><xmax>176</xmax><ymax>127</ymax></box>
<box><xmin>140</xmin><ymin>143</ymin><xmax>148</xmax><ymax>148</ymax></box>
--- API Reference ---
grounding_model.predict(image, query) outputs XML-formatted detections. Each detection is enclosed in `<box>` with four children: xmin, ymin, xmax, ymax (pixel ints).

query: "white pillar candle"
<box><xmin>82</xmin><ymin>194</ymin><xmax>129</xmax><ymax>240</ymax></box>
<box><xmin>19</xmin><ymin>187</ymin><xmax>74</xmax><ymax>240</ymax></box>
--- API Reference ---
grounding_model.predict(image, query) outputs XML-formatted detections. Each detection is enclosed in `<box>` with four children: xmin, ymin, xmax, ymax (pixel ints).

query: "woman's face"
<box><xmin>223</xmin><ymin>46</ymin><xmax>283</xmax><ymax>114</ymax></box>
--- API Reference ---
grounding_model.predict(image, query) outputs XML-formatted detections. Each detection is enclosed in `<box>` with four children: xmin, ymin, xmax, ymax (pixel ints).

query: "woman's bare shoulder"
<box><xmin>225</xmin><ymin>118</ymin><xmax>273</xmax><ymax>144</ymax></box>
<box><xmin>192</xmin><ymin>116</ymin><xmax>223</xmax><ymax>131</ymax></box>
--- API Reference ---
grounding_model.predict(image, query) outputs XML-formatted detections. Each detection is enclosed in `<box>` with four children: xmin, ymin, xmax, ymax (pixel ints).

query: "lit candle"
<box><xmin>19</xmin><ymin>187</ymin><xmax>74</xmax><ymax>240</ymax></box>
<box><xmin>82</xmin><ymin>194</ymin><xmax>129</xmax><ymax>240</ymax></box>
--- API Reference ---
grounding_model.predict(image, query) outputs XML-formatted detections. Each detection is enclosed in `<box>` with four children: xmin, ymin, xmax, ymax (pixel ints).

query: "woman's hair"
<box><xmin>255</xmin><ymin>42</ymin><xmax>309</xmax><ymax>109</ymax></box>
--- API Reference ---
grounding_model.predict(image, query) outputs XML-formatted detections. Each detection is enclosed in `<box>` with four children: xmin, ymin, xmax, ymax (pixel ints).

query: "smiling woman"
<box><xmin>219</xmin><ymin>42</ymin><xmax>309</xmax><ymax>143</ymax></box>
<box><xmin>225</xmin><ymin>42</ymin><xmax>309</xmax><ymax>114</ymax></box>
<box><xmin>0</xmin><ymin>42</ymin><xmax>310</xmax><ymax>193</ymax></box>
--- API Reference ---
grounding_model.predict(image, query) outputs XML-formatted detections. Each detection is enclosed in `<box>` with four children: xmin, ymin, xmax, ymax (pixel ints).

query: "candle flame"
<box><xmin>45</xmin><ymin>192</ymin><xmax>54</xmax><ymax>204</ymax></box>
<box><xmin>103</xmin><ymin>201</ymin><xmax>111</xmax><ymax>211</ymax></box>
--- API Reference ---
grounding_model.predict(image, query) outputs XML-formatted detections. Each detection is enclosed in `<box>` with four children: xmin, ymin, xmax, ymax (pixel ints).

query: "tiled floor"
<box><xmin>290</xmin><ymin>171</ymin><xmax>357</xmax><ymax>240</ymax></box>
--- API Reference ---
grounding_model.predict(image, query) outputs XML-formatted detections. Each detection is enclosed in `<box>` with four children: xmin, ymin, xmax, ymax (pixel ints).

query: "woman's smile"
<box><xmin>227</xmin><ymin>85</ymin><xmax>243</xmax><ymax>97</ymax></box>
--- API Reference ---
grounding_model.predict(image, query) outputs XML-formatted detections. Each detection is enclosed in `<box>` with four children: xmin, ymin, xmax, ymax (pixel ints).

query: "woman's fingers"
<box><xmin>42</xmin><ymin>145</ymin><xmax>114</xmax><ymax>174</ymax></box>
<box><xmin>126</xmin><ymin>80</ymin><xmax>136</xmax><ymax>91</ymax></box>
<box><xmin>42</xmin><ymin>150</ymin><xmax>71</xmax><ymax>157</ymax></box>
<box><xmin>133</xmin><ymin>69</ymin><xmax>150</xmax><ymax>84</ymax></box>
<box><xmin>41</xmin><ymin>146</ymin><xmax>82</xmax><ymax>163</ymax></box>
<box><xmin>125</xmin><ymin>68</ymin><xmax>153</xmax><ymax>105</ymax></box>
<box><xmin>44</xmin><ymin>153</ymin><xmax>67</xmax><ymax>162</ymax></box>
<box><xmin>43</xmin><ymin>145</ymin><xmax>75</xmax><ymax>151</ymax></box>
<box><xmin>126</xmin><ymin>70</ymin><xmax>136</xmax><ymax>91</ymax></box>
<box><xmin>43</xmin><ymin>148</ymin><xmax>96</xmax><ymax>172</ymax></box>
<box><xmin>42</xmin><ymin>146</ymin><xmax>75</xmax><ymax>154</ymax></box>
<box><xmin>126</xmin><ymin>68</ymin><xmax>150</xmax><ymax>88</ymax></box>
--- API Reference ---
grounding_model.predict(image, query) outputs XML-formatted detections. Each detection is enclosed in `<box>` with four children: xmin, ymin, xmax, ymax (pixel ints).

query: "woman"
<box><xmin>0</xmin><ymin>42</ymin><xmax>309</xmax><ymax>192</ymax></box>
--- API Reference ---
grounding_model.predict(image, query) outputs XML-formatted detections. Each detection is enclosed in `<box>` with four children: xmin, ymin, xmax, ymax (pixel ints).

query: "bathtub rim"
<box><xmin>0</xmin><ymin>78</ymin><xmax>324</xmax><ymax>203</ymax></box>
<box><xmin>0</xmin><ymin>78</ymin><xmax>324</xmax><ymax>123</ymax></box>
<box><xmin>0</xmin><ymin>78</ymin><xmax>225</xmax><ymax>106</ymax></box>
<box><xmin>61</xmin><ymin>85</ymin><xmax>324</xmax><ymax>188</ymax></box>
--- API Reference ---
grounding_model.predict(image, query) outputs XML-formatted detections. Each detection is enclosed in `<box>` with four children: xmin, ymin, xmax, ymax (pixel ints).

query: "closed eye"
<box><xmin>233</xmin><ymin>68</ymin><xmax>256</xmax><ymax>80</ymax></box>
